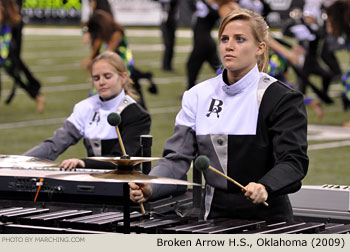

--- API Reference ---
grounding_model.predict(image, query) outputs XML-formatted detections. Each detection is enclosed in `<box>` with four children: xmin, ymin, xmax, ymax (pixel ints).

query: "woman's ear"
<box><xmin>121</xmin><ymin>72</ymin><xmax>128</xmax><ymax>86</ymax></box>
<box><xmin>256</xmin><ymin>42</ymin><xmax>266</xmax><ymax>56</ymax></box>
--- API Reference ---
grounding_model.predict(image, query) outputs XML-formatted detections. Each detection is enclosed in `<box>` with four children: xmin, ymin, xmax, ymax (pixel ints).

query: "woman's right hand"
<box><xmin>129</xmin><ymin>182</ymin><xmax>152</xmax><ymax>203</ymax></box>
<box><xmin>59</xmin><ymin>159</ymin><xmax>85</xmax><ymax>170</ymax></box>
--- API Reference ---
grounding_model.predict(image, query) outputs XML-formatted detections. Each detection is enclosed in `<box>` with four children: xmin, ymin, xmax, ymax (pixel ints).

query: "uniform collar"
<box><xmin>98</xmin><ymin>89</ymin><xmax>125</xmax><ymax>109</ymax></box>
<box><xmin>221</xmin><ymin>65</ymin><xmax>260</xmax><ymax>96</ymax></box>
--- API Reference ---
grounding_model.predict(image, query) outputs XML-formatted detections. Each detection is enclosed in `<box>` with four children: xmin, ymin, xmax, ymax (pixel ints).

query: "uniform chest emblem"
<box><xmin>206</xmin><ymin>98</ymin><xmax>223</xmax><ymax>118</ymax></box>
<box><xmin>89</xmin><ymin>111</ymin><xmax>100</xmax><ymax>125</ymax></box>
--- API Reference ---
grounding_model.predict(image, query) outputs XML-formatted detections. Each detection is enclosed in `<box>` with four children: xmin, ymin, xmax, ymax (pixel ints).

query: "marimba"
<box><xmin>1</xmin><ymin>154</ymin><xmax>350</xmax><ymax>234</ymax></box>
<box><xmin>1</xmin><ymin>206</ymin><xmax>350</xmax><ymax>234</ymax></box>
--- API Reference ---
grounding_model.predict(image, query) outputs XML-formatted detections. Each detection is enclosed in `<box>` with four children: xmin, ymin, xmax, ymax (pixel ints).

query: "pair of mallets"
<box><xmin>194</xmin><ymin>155</ymin><xmax>269</xmax><ymax>207</ymax></box>
<box><xmin>109</xmin><ymin>112</ymin><xmax>268</xmax><ymax>208</ymax></box>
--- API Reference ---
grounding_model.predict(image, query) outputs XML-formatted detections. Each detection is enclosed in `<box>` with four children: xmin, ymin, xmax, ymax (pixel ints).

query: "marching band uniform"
<box><xmin>149</xmin><ymin>65</ymin><xmax>308</xmax><ymax>222</ymax></box>
<box><xmin>24</xmin><ymin>90</ymin><xmax>150</xmax><ymax>162</ymax></box>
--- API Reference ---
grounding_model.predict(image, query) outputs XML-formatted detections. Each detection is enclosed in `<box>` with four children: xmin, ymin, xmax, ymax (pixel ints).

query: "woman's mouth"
<box><xmin>224</xmin><ymin>54</ymin><xmax>235</xmax><ymax>59</ymax></box>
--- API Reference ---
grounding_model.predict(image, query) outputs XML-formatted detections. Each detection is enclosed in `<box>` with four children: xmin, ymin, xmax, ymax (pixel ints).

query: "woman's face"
<box><xmin>219</xmin><ymin>19</ymin><xmax>265</xmax><ymax>78</ymax></box>
<box><xmin>91</xmin><ymin>59</ymin><xmax>126</xmax><ymax>101</ymax></box>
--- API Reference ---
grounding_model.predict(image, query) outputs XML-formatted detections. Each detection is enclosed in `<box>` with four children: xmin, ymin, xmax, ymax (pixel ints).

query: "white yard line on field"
<box><xmin>308</xmin><ymin>140</ymin><xmax>350</xmax><ymax>150</ymax></box>
<box><xmin>0</xmin><ymin>118</ymin><xmax>66</xmax><ymax>130</ymax></box>
<box><xmin>21</xmin><ymin>44</ymin><xmax>190</xmax><ymax>60</ymax></box>
<box><xmin>308</xmin><ymin>124</ymin><xmax>350</xmax><ymax>141</ymax></box>
<box><xmin>22</xmin><ymin>28</ymin><xmax>193</xmax><ymax>38</ymax></box>
<box><xmin>23</xmin><ymin>27</ymin><xmax>282</xmax><ymax>39</ymax></box>
<box><xmin>1</xmin><ymin>83</ymin><xmax>91</xmax><ymax>96</ymax></box>
<box><xmin>1</xmin><ymin>74</ymin><xmax>213</xmax><ymax>96</ymax></box>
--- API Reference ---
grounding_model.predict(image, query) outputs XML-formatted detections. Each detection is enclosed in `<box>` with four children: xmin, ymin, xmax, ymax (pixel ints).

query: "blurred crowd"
<box><xmin>78</xmin><ymin>0</ymin><xmax>350</xmax><ymax>123</ymax></box>
<box><xmin>147</xmin><ymin>0</ymin><xmax>350</xmax><ymax>121</ymax></box>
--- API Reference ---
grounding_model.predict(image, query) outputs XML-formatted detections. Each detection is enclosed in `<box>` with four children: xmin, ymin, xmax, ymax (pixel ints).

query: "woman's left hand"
<box><xmin>59</xmin><ymin>158</ymin><xmax>85</xmax><ymax>170</ymax></box>
<box><xmin>243</xmin><ymin>182</ymin><xmax>268</xmax><ymax>204</ymax></box>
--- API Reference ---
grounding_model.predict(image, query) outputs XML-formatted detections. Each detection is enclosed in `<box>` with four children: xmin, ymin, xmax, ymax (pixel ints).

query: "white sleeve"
<box><xmin>175</xmin><ymin>89</ymin><xmax>197</xmax><ymax>130</ymax></box>
<box><xmin>66</xmin><ymin>104</ymin><xmax>86</xmax><ymax>136</ymax></box>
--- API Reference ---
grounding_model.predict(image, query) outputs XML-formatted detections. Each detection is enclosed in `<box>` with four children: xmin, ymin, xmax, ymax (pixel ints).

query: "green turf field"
<box><xmin>0</xmin><ymin>27</ymin><xmax>349</xmax><ymax>186</ymax></box>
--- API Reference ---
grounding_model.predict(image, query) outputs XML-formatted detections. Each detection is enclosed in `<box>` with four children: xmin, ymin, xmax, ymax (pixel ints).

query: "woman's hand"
<box><xmin>129</xmin><ymin>182</ymin><xmax>152</xmax><ymax>203</ymax></box>
<box><xmin>243</xmin><ymin>182</ymin><xmax>268</xmax><ymax>204</ymax></box>
<box><xmin>59</xmin><ymin>159</ymin><xmax>85</xmax><ymax>170</ymax></box>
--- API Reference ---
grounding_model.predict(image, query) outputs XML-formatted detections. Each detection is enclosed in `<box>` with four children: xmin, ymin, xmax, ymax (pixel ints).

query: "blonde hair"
<box><xmin>90</xmin><ymin>51</ymin><xmax>138</xmax><ymax>100</ymax></box>
<box><xmin>218</xmin><ymin>8</ymin><xmax>270</xmax><ymax>72</ymax></box>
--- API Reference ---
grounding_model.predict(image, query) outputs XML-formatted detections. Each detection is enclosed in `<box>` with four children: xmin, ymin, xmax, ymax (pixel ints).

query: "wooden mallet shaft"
<box><xmin>194</xmin><ymin>155</ymin><xmax>268</xmax><ymax>207</ymax></box>
<box><xmin>207</xmin><ymin>165</ymin><xmax>269</xmax><ymax>207</ymax></box>
<box><xmin>115</xmin><ymin>125</ymin><xmax>145</xmax><ymax>214</ymax></box>
<box><xmin>140</xmin><ymin>202</ymin><xmax>146</xmax><ymax>215</ymax></box>
<box><xmin>115</xmin><ymin>126</ymin><xmax>127</xmax><ymax>157</ymax></box>
<box><xmin>107</xmin><ymin>112</ymin><xmax>127</xmax><ymax>156</ymax></box>
<box><xmin>107</xmin><ymin>112</ymin><xmax>145</xmax><ymax>214</ymax></box>
<box><xmin>115</xmin><ymin>126</ymin><xmax>145</xmax><ymax>214</ymax></box>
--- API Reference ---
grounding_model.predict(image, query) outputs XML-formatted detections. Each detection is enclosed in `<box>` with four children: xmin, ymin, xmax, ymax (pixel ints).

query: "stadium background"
<box><xmin>19</xmin><ymin>0</ymin><xmax>304</xmax><ymax>27</ymax></box>
<box><xmin>0</xmin><ymin>0</ymin><xmax>349</xmax><ymax>186</ymax></box>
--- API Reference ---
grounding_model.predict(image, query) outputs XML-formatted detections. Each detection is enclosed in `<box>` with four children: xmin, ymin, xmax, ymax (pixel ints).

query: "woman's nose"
<box><xmin>99</xmin><ymin>77</ymin><xmax>105</xmax><ymax>85</ymax></box>
<box><xmin>226</xmin><ymin>40</ymin><xmax>234</xmax><ymax>51</ymax></box>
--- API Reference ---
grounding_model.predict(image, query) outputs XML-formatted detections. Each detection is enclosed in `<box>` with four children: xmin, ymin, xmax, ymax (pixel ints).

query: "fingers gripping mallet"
<box><xmin>194</xmin><ymin>155</ymin><xmax>268</xmax><ymax>207</ymax></box>
<box><xmin>107</xmin><ymin>112</ymin><xmax>146</xmax><ymax>214</ymax></box>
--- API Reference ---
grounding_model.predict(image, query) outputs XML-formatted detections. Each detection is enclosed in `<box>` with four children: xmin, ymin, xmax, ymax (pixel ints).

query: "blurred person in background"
<box><xmin>283</xmin><ymin>4</ymin><xmax>335</xmax><ymax>104</ymax></box>
<box><xmin>156</xmin><ymin>0</ymin><xmax>179</xmax><ymax>72</ymax></box>
<box><xmin>325</xmin><ymin>0</ymin><xmax>350</xmax><ymax>126</ymax></box>
<box><xmin>267</xmin><ymin>38</ymin><xmax>324</xmax><ymax>119</ymax></box>
<box><xmin>0</xmin><ymin>0</ymin><xmax>45</xmax><ymax>112</ymax></box>
<box><xmin>299</xmin><ymin>0</ymin><xmax>342</xmax><ymax>83</ymax></box>
<box><xmin>81</xmin><ymin>0</ymin><xmax>117</xmax><ymax>46</ymax></box>
<box><xmin>81</xmin><ymin>3</ymin><xmax>158</xmax><ymax>109</ymax></box>
<box><xmin>325</xmin><ymin>0</ymin><xmax>350</xmax><ymax>40</ymax></box>
<box><xmin>186</xmin><ymin>0</ymin><xmax>239</xmax><ymax>91</ymax></box>
<box><xmin>237</xmin><ymin>0</ymin><xmax>271</xmax><ymax>17</ymax></box>
<box><xmin>24</xmin><ymin>51</ymin><xmax>150</xmax><ymax>169</ymax></box>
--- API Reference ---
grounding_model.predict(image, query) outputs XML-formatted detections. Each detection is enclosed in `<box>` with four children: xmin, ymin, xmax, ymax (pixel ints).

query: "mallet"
<box><xmin>194</xmin><ymin>155</ymin><xmax>268</xmax><ymax>207</ymax></box>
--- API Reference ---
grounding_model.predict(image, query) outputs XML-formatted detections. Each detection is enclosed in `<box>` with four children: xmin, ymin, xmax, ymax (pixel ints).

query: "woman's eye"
<box><xmin>104</xmin><ymin>74</ymin><xmax>112</xmax><ymax>79</ymax></box>
<box><xmin>236</xmin><ymin>37</ymin><xmax>245</xmax><ymax>43</ymax></box>
<box><xmin>93</xmin><ymin>77</ymin><xmax>99</xmax><ymax>82</ymax></box>
<box><xmin>221</xmin><ymin>36</ymin><xmax>229</xmax><ymax>43</ymax></box>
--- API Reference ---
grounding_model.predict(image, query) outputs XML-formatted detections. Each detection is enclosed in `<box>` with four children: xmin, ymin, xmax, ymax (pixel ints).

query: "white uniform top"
<box><xmin>67</xmin><ymin>89</ymin><xmax>135</xmax><ymax>140</ymax></box>
<box><xmin>176</xmin><ymin>65</ymin><xmax>268</xmax><ymax>135</ymax></box>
